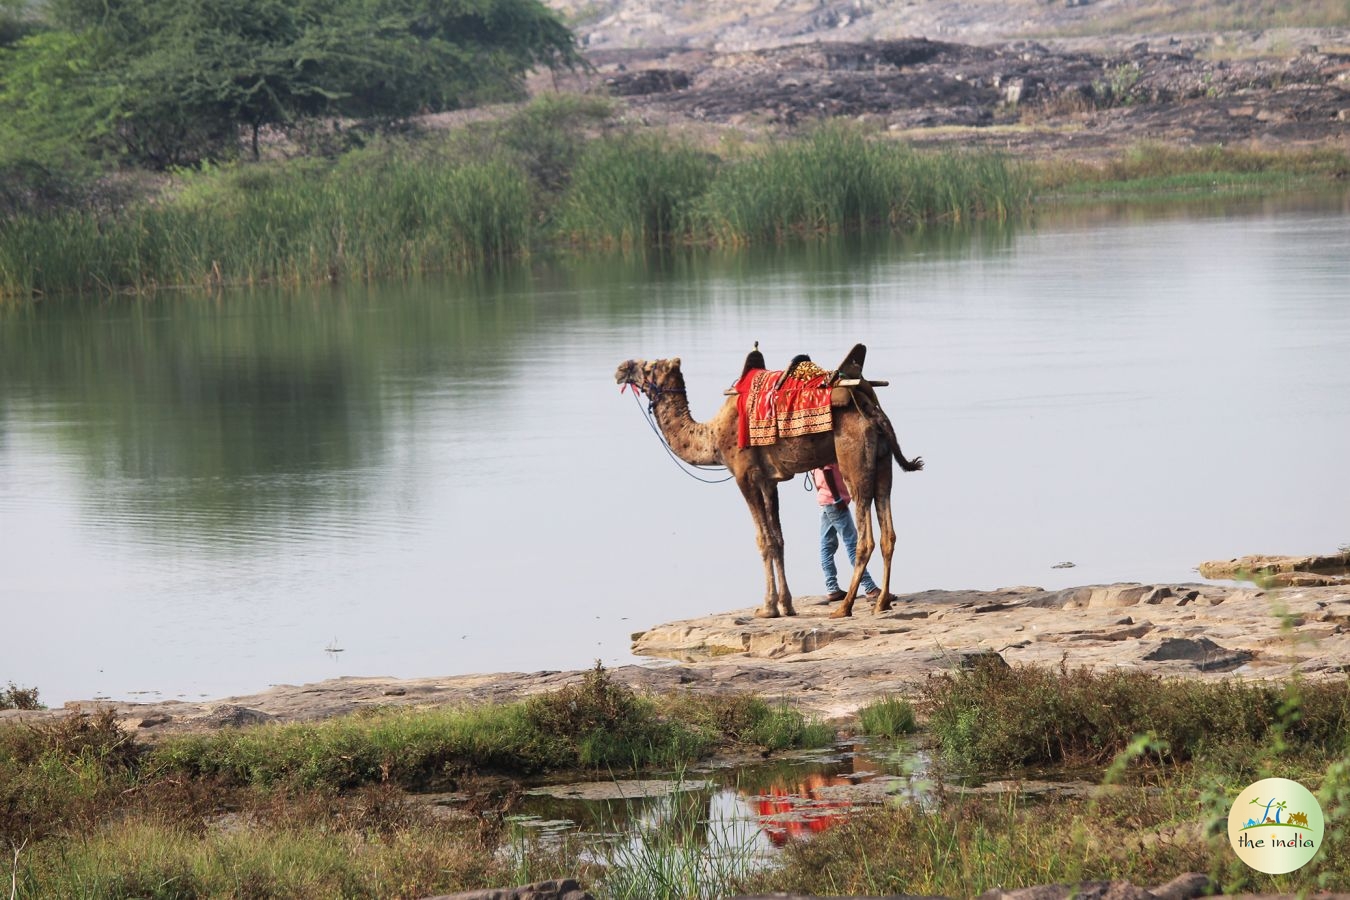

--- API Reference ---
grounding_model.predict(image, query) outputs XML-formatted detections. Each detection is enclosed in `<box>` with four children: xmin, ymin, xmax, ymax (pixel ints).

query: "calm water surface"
<box><xmin>2</xmin><ymin>194</ymin><xmax>1348</xmax><ymax>705</ymax></box>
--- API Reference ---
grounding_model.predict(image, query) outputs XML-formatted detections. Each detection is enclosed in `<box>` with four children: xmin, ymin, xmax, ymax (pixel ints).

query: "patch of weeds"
<box><xmin>747</xmin><ymin>701</ymin><xmax>834</xmax><ymax>752</ymax></box>
<box><xmin>858</xmin><ymin>695</ymin><xmax>918</xmax><ymax>738</ymax></box>
<box><xmin>925</xmin><ymin>663</ymin><xmax>1350</xmax><ymax>772</ymax></box>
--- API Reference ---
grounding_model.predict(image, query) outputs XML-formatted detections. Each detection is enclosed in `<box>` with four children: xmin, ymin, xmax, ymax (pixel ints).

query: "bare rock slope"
<box><xmin>537</xmin><ymin>0</ymin><xmax>1350</xmax><ymax>157</ymax></box>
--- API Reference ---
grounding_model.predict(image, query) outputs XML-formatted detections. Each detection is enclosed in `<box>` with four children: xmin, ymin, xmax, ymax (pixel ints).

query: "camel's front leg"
<box><xmin>736</xmin><ymin>473</ymin><xmax>782</xmax><ymax>618</ymax></box>
<box><xmin>762</xmin><ymin>480</ymin><xmax>795</xmax><ymax>616</ymax></box>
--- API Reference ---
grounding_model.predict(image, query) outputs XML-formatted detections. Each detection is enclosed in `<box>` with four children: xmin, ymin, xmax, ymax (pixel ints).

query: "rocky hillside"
<box><xmin>530</xmin><ymin>1</ymin><xmax>1350</xmax><ymax>158</ymax></box>
<box><xmin>545</xmin><ymin>0</ymin><xmax>1346</xmax><ymax>53</ymax></box>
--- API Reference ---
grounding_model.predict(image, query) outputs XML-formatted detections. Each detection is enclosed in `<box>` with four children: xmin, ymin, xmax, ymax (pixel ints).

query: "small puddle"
<box><xmin>504</xmin><ymin>738</ymin><xmax>930</xmax><ymax>854</ymax></box>
<box><xmin>418</xmin><ymin>737</ymin><xmax>1101</xmax><ymax>873</ymax></box>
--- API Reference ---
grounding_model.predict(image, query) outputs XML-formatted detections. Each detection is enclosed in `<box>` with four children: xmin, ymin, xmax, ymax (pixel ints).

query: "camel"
<box><xmin>615</xmin><ymin>347</ymin><xmax>923</xmax><ymax>618</ymax></box>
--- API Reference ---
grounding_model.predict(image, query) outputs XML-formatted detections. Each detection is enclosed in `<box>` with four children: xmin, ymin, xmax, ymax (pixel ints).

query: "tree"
<box><xmin>1</xmin><ymin>0</ymin><xmax>580</xmax><ymax>167</ymax></box>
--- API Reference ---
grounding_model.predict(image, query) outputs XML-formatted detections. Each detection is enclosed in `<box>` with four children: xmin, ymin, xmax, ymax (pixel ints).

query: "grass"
<box><xmin>1033</xmin><ymin>143</ymin><xmax>1350</xmax><ymax>199</ymax></box>
<box><xmin>700</xmin><ymin>125</ymin><xmax>1027</xmax><ymax>244</ymax></box>
<box><xmin>0</xmin><ymin>147</ymin><xmax>535</xmax><ymax>298</ymax></box>
<box><xmin>1052</xmin><ymin>0</ymin><xmax>1350</xmax><ymax>37</ymax></box>
<box><xmin>5</xmin><ymin>666</ymin><xmax>1350</xmax><ymax>896</ymax></box>
<box><xmin>858</xmin><ymin>695</ymin><xmax>919</xmax><ymax>738</ymax></box>
<box><xmin>5</xmin><ymin>99</ymin><xmax>1347</xmax><ymax>299</ymax></box>
<box><xmin>0</xmin><ymin>113</ymin><xmax>1030</xmax><ymax>299</ymax></box>
<box><xmin>924</xmin><ymin>661</ymin><xmax>1350</xmax><ymax>773</ymax></box>
<box><xmin>739</xmin><ymin>752</ymin><xmax>1350</xmax><ymax>896</ymax></box>
<box><xmin>0</xmin><ymin>666</ymin><xmax>836</xmax><ymax>897</ymax></box>
<box><xmin>597</xmin><ymin>784</ymin><xmax>765</xmax><ymax>900</ymax></box>
<box><xmin>742</xmin><ymin>668</ymin><xmax>1350</xmax><ymax>898</ymax></box>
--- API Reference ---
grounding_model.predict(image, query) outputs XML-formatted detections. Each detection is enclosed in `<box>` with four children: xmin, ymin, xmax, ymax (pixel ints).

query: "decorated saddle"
<box><xmin>734</xmin><ymin>354</ymin><xmax>835</xmax><ymax>448</ymax></box>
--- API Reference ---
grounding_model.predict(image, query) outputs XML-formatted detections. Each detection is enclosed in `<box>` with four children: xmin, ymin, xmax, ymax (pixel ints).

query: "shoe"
<box><xmin>865</xmin><ymin>588</ymin><xmax>896</xmax><ymax>602</ymax></box>
<box><xmin>825</xmin><ymin>590</ymin><xmax>847</xmax><ymax>603</ymax></box>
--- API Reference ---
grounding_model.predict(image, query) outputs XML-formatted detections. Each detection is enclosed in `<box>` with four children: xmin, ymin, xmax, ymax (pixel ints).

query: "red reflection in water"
<box><xmin>747</xmin><ymin>771</ymin><xmax>861</xmax><ymax>847</ymax></box>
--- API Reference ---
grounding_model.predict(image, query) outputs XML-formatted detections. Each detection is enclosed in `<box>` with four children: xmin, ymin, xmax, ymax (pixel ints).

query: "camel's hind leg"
<box><xmin>829</xmin><ymin>441</ymin><xmax>879</xmax><ymax>619</ymax></box>
<box><xmin>871</xmin><ymin>456</ymin><xmax>897</xmax><ymax>613</ymax></box>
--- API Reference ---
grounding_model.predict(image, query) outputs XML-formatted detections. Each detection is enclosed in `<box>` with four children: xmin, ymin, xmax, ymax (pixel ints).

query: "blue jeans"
<box><xmin>819</xmin><ymin>502</ymin><xmax>877</xmax><ymax>594</ymax></box>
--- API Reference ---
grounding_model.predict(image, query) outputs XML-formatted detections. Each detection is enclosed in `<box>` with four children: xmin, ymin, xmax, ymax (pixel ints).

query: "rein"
<box><xmin>623</xmin><ymin>383</ymin><xmax>735</xmax><ymax>484</ymax></box>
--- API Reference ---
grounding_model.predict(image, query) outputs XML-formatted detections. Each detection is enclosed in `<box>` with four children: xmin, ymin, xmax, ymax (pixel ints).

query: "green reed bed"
<box><xmin>700</xmin><ymin>126</ymin><xmax>1028</xmax><ymax>244</ymax></box>
<box><xmin>0</xmin><ymin>121</ymin><xmax>1032</xmax><ymax>298</ymax></box>
<box><xmin>0</xmin><ymin>150</ymin><xmax>533</xmax><ymax>297</ymax></box>
<box><xmin>554</xmin><ymin>132</ymin><xmax>716</xmax><ymax>249</ymax></box>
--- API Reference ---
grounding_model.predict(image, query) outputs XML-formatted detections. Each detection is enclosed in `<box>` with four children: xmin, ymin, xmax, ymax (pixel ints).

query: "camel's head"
<box><xmin>615</xmin><ymin>358</ymin><xmax>683</xmax><ymax>398</ymax></box>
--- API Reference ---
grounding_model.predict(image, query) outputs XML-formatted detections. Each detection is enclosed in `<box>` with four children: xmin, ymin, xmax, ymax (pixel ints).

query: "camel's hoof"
<box><xmin>875</xmin><ymin>599</ymin><xmax>894</xmax><ymax>613</ymax></box>
<box><xmin>755</xmin><ymin>606</ymin><xmax>780</xmax><ymax>619</ymax></box>
<box><xmin>778</xmin><ymin>603</ymin><xmax>797</xmax><ymax>617</ymax></box>
<box><xmin>829</xmin><ymin>607</ymin><xmax>854</xmax><ymax>619</ymax></box>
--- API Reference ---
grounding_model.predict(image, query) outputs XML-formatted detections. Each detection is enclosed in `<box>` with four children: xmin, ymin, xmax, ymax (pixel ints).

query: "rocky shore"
<box><xmin>5</xmin><ymin>554</ymin><xmax>1346</xmax><ymax>737</ymax></box>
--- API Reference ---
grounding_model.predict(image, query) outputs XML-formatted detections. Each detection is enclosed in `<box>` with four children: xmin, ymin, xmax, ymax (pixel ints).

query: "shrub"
<box><xmin>924</xmin><ymin>663</ymin><xmax>1350</xmax><ymax>772</ymax></box>
<box><xmin>0</xmin><ymin>680</ymin><xmax>41</xmax><ymax>710</ymax></box>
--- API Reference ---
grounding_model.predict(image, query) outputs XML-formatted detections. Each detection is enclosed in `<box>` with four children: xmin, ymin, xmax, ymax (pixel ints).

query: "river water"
<box><xmin>2</xmin><ymin>193</ymin><xmax>1348</xmax><ymax>706</ymax></box>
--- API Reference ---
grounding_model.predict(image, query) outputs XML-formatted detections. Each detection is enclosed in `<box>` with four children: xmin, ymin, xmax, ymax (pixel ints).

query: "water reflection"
<box><xmin>512</xmin><ymin>739</ymin><xmax>924</xmax><ymax>856</ymax></box>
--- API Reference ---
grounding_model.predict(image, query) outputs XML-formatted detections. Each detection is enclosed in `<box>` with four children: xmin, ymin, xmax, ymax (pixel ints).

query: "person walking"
<box><xmin>811</xmin><ymin>464</ymin><xmax>889</xmax><ymax>603</ymax></box>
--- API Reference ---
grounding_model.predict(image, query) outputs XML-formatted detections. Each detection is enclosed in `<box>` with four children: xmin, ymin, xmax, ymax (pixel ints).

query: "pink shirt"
<box><xmin>812</xmin><ymin>465</ymin><xmax>851</xmax><ymax>506</ymax></box>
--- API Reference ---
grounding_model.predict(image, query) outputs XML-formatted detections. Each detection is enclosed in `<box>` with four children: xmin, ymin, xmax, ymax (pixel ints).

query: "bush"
<box><xmin>924</xmin><ymin>663</ymin><xmax>1350</xmax><ymax>771</ymax></box>
<box><xmin>0</xmin><ymin>680</ymin><xmax>41</xmax><ymax>710</ymax></box>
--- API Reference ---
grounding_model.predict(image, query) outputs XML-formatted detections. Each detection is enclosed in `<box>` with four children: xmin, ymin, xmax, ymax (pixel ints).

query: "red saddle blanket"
<box><xmin>734</xmin><ymin>369</ymin><xmax>833</xmax><ymax>448</ymax></box>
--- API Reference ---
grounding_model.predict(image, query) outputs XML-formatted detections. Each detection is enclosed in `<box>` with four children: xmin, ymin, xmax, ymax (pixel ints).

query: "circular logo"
<box><xmin>1228</xmin><ymin>777</ymin><xmax>1324</xmax><ymax>874</ymax></box>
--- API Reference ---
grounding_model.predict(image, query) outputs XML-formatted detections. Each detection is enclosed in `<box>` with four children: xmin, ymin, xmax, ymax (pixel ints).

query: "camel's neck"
<box><xmin>650</xmin><ymin>375</ymin><xmax>723</xmax><ymax>468</ymax></box>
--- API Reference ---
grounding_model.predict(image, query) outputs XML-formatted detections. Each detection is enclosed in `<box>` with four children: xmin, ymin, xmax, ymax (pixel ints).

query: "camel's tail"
<box><xmin>854</xmin><ymin>386</ymin><xmax>924</xmax><ymax>473</ymax></box>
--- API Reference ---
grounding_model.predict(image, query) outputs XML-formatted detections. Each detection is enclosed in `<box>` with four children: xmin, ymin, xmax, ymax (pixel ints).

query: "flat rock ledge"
<box><xmin>3</xmin><ymin>581</ymin><xmax>1347</xmax><ymax>735</ymax></box>
<box><xmin>626</xmin><ymin>582</ymin><xmax>1350</xmax><ymax>719</ymax></box>
<box><xmin>1198</xmin><ymin>551</ymin><xmax>1350</xmax><ymax>586</ymax></box>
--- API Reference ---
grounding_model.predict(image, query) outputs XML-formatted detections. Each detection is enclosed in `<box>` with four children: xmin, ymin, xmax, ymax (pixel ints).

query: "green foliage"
<box><xmin>0</xmin><ymin>681</ymin><xmax>41</xmax><ymax>710</ymax></box>
<box><xmin>0</xmin><ymin>141</ymin><xmax>535</xmax><ymax>296</ymax></box>
<box><xmin>599</xmin><ymin>784</ymin><xmax>762</xmax><ymax>900</ymax></box>
<box><xmin>557</xmin><ymin>131</ymin><xmax>715</xmax><ymax>248</ymax></box>
<box><xmin>701</xmin><ymin>124</ymin><xmax>1027</xmax><ymax>243</ymax></box>
<box><xmin>1</xmin><ymin>0</ymin><xmax>580</xmax><ymax>168</ymax></box>
<box><xmin>489</xmin><ymin>92</ymin><xmax>616</xmax><ymax>195</ymax></box>
<box><xmin>857</xmin><ymin>695</ymin><xmax>918</xmax><ymax>738</ymax></box>
<box><xmin>0</xmin><ymin>0</ymin><xmax>41</xmax><ymax>48</ymax></box>
<box><xmin>0</xmin><ymin>708</ymin><xmax>142</xmax><ymax>844</ymax></box>
<box><xmin>925</xmin><ymin>663</ymin><xmax>1350</xmax><ymax>772</ymax></box>
<box><xmin>1034</xmin><ymin>142</ymin><xmax>1350</xmax><ymax>197</ymax></box>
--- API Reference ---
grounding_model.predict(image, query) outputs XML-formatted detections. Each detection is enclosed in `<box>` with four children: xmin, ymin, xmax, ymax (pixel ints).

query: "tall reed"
<box><xmin>555</xmin><ymin>132</ymin><xmax>715</xmax><ymax>249</ymax></box>
<box><xmin>700</xmin><ymin>125</ymin><xmax>1028</xmax><ymax>244</ymax></box>
<box><xmin>0</xmin><ymin>124</ymin><xmax>1034</xmax><ymax>298</ymax></box>
<box><xmin>0</xmin><ymin>150</ymin><xmax>534</xmax><ymax>297</ymax></box>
